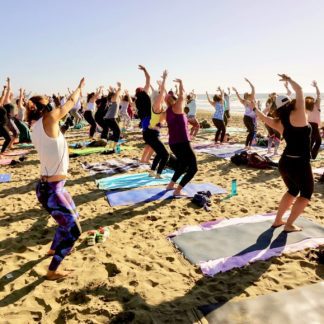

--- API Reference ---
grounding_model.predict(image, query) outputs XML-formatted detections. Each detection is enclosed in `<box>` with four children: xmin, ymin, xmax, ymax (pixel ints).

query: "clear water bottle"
<box><xmin>231</xmin><ymin>179</ymin><xmax>237</xmax><ymax>196</ymax></box>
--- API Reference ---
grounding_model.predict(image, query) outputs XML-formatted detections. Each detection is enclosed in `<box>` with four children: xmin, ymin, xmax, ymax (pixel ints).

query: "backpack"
<box><xmin>247</xmin><ymin>153</ymin><xmax>270</xmax><ymax>169</ymax></box>
<box><xmin>191</xmin><ymin>191</ymin><xmax>212</xmax><ymax>211</ymax></box>
<box><xmin>231</xmin><ymin>151</ymin><xmax>248</xmax><ymax>166</ymax></box>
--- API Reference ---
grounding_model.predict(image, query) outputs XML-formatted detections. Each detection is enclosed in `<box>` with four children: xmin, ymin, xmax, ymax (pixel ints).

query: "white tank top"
<box><xmin>31</xmin><ymin>118</ymin><xmax>69</xmax><ymax>176</ymax></box>
<box><xmin>86</xmin><ymin>102</ymin><xmax>96</xmax><ymax>111</ymax></box>
<box><xmin>120</xmin><ymin>101</ymin><xmax>129</xmax><ymax>114</ymax></box>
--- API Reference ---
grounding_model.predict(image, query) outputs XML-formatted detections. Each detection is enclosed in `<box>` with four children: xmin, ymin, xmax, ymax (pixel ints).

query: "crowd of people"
<box><xmin>0</xmin><ymin>69</ymin><xmax>323</xmax><ymax>279</ymax></box>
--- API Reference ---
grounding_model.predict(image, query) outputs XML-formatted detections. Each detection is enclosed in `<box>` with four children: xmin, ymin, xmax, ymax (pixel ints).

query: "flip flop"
<box><xmin>86</xmin><ymin>230</ymin><xmax>97</xmax><ymax>246</ymax></box>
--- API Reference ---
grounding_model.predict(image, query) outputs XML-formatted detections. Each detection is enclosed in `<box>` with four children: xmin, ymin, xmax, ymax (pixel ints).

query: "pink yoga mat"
<box><xmin>0</xmin><ymin>159</ymin><xmax>12</xmax><ymax>165</ymax></box>
<box><xmin>3</xmin><ymin>150</ymin><xmax>29</xmax><ymax>156</ymax></box>
<box><xmin>313</xmin><ymin>167</ymin><xmax>324</xmax><ymax>175</ymax></box>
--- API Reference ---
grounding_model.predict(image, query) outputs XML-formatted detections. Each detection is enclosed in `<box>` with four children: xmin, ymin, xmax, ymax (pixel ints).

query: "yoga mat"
<box><xmin>106</xmin><ymin>183</ymin><xmax>227</xmax><ymax>207</ymax></box>
<box><xmin>313</xmin><ymin>167</ymin><xmax>324</xmax><ymax>175</ymax></box>
<box><xmin>96</xmin><ymin>169</ymin><xmax>176</xmax><ymax>190</ymax></box>
<box><xmin>82</xmin><ymin>158</ymin><xmax>149</xmax><ymax>175</ymax></box>
<box><xmin>3</xmin><ymin>150</ymin><xmax>29</xmax><ymax>156</ymax></box>
<box><xmin>199</xmin><ymin>282</ymin><xmax>324</xmax><ymax>324</ymax></box>
<box><xmin>69</xmin><ymin>146</ymin><xmax>109</xmax><ymax>156</ymax></box>
<box><xmin>195</xmin><ymin>144</ymin><xmax>245</xmax><ymax>158</ymax></box>
<box><xmin>201</xmin><ymin>126</ymin><xmax>246</xmax><ymax>133</ymax></box>
<box><xmin>0</xmin><ymin>159</ymin><xmax>12</xmax><ymax>165</ymax></box>
<box><xmin>170</xmin><ymin>213</ymin><xmax>324</xmax><ymax>276</ymax></box>
<box><xmin>16</xmin><ymin>143</ymin><xmax>34</xmax><ymax>149</ymax></box>
<box><xmin>0</xmin><ymin>174</ymin><xmax>11</xmax><ymax>182</ymax></box>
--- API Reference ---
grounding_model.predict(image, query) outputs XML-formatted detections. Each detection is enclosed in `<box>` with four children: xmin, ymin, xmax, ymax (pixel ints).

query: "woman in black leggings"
<box><xmin>143</xmin><ymin>70</ymin><xmax>169</xmax><ymax>178</ymax></box>
<box><xmin>84</xmin><ymin>87</ymin><xmax>102</xmax><ymax>139</ymax></box>
<box><xmin>166</xmin><ymin>79</ymin><xmax>198</xmax><ymax>196</ymax></box>
<box><xmin>254</xmin><ymin>74</ymin><xmax>313</xmax><ymax>233</ymax></box>
<box><xmin>103</xmin><ymin>83</ymin><xmax>122</xmax><ymax>151</ymax></box>
<box><xmin>0</xmin><ymin>106</ymin><xmax>12</xmax><ymax>153</ymax></box>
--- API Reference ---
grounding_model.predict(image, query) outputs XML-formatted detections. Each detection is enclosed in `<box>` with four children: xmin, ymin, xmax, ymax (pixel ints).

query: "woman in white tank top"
<box><xmin>27</xmin><ymin>78</ymin><xmax>85</xmax><ymax>281</ymax></box>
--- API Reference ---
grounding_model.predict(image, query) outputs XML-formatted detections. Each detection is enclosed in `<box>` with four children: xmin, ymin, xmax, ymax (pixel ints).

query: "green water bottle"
<box><xmin>116</xmin><ymin>144</ymin><xmax>121</xmax><ymax>154</ymax></box>
<box><xmin>231</xmin><ymin>179</ymin><xmax>237</xmax><ymax>196</ymax></box>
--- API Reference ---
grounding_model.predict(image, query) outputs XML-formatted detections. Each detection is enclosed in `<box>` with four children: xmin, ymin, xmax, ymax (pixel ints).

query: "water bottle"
<box><xmin>115</xmin><ymin>144</ymin><xmax>121</xmax><ymax>154</ymax></box>
<box><xmin>231</xmin><ymin>179</ymin><xmax>237</xmax><ymax>196</ymax></box>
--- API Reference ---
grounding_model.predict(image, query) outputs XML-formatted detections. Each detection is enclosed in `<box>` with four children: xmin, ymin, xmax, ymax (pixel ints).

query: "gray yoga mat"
<box><xmin>171</xmin><ymin>217</ymin><xmax>324</xmax><ymax>264</ymax></box>
<box><xmin>199</xmin><ymin>282</ymin><xmax>324</xmax><ymax>324</ymax></box>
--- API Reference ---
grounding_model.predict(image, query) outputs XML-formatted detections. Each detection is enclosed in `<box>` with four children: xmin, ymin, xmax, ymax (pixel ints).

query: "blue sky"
<box><xmin>1</xmin><ymin>0</ymin><xmax>324</xmax><ymax>95</ymax></box>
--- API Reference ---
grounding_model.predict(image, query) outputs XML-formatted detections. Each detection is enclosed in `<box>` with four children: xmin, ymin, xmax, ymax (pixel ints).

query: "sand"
<box><xmin>0</xmin><ymin>113</ymin><xmax>323</xmax><ymax>324</ymax></box>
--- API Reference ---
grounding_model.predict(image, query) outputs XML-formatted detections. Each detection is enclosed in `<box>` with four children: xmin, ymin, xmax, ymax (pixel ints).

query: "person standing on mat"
<box><xmin>206</xmin><ymin>87</ymin><xmax>226</xmax><ymax>145</ymax></box>
<box><xmin>85</xmin><ymin>87</ymin><xmax>102</xmax><ymax>139</ymax></box>
<box><xmin>254</xmin><ymin>74</ymin><xmax>313</xmax><ymax>233</ymax></box>
<box><xmin>186</xmin><ymin>91</ymin><xmax>200</xmax><ymax>139</ymax></box>
<box><xmin>135</xmin><ymin>65</ymin><xmax>154</xmax><ymax>163</ymax></box>
<box><xmin>0</xmin><ymin>85</ymin><xmax>13</xmax><ymax>155</ymax></box>
<box><xmin>166</xmin><ymin>79</ymin><xmax>198</xmax><ymax>196</ymax></box>
<box><xmin>232</xmin><ymin>78</ymin><xmax>257</xmax><ymax>150</ymax></box>
<box><xmin>224</xmin><ymin>88</ymin><xmax>231</xmax><ymax>126</ymax></box>
<box><xmin>143</xmin><ymin>70</ymin><xmax>170</xmax><ymax>178</ymax></box>
<box><xmin>27</xmin><ymin>77</ymin><xmax>85</xmax><ymax>280</ymax></box>
<box><xmin>305</xmin><ymin>80</ymin><xmax>322</xmax><ymax>159</ymax></box>
<box><xmin>103</xmin><ymin>82</ymin><xmax>122</xmax><ymax>152</ymax></box>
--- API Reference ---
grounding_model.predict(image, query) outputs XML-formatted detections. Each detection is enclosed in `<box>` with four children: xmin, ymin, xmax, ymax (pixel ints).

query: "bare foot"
<box><xmin>173</xmin><ymin>189</ymin><xmax>187</xmax><ymax>197</ymax></box>
<box><xmin>148</xmin><ymin>170</ymin><xmax>155</xmax><ymax>177</ymax></box>
<box><xmin>155</xmin><ymin>174</ymin><xmax>163</xmax><ymax>179</ymax></box>
<box><xmin>47</xmin><ymin>249</ymin><xmax>55</xmax><ymax>256</ymax></box>
<box><xmin>271</xmin><ymin>221</ymin><xmax>286</xmax><ymax>228</ymax></box>
<box><xmin>284</xmin><ymin>224</ymin><xmax>303</xmax><ymax>233</ymax></box>
<box><xmin>46</xmin><ymin>269</ymin><xmax>74</xmax><ymax>280</ymax></box>
<box><xmin>166</xmin><ymin>182</ymin><xmax>175</xmax><ymax>190</ymax></box>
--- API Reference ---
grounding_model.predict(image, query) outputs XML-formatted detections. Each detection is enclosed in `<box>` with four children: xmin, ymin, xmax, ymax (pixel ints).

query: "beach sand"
<box><xmin>0</xmin><ymin>113</ymin><xmax>323</xmax><ymax>323</ymax></box>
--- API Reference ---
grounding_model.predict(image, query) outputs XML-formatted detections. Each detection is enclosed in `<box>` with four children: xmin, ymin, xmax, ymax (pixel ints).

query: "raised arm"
<box><xmin>0</xmin><ymin>86</ymin><xmax>6</xmax><ymax>106</ymax></box>
<box><xmin>254</xmin><ymin>101</ymin><xmax>283</xmax><ymax>134</ymax></box>
<box><xmin>284</xmin><ymin>81</ymin><xmax>292</xmax><ymax>97</ymax></box>
<box><xmin>232</xmin><ymin>87</ymin><xmax>245</xmax><ymax>105</ymax></box>
<box><xmin>3</xmin><ymin>78</ymin><xmax>11</xmax><ymax>105</ymax></box>
<box><xmin>278</xmin><ymin>74</ymin><xmax>304</xmax><ymax>112</ymax></box>
<box><xmin>138</xmin><ymin>65</ymin><xmax>150</xmax><ymax>93</ymax></box>
<box><xmin>50</xmin><ymin>78</ymin><xmax>85</xmax><ymax>121</ymax></box>
<box><xmin>111</xmin><ymin>82</ymin><xmax>121</xmax><ymax>102</ymax></box>
<box><xmin>245</xmin><ymin>78</ymin><xmax>255</xmax><ymax>99</ymax></box>
<box><xmin>173</xmin><ymin>79</ymin><xmax>184</xmax><ymax>113</ymax></box>
<box><xmin>206</xmin><ymin>92</ymin><xmax>215</xmax><ymax>107</ymax></box>
<box><xmin>18</xmin><ymin>88</ymin><xmax>24</xmax><ymax>108</ymax></box>
<box><xmin>217</xmin><ymin>86</ymin><xmax>224</xmax><ymax>103</ymax></box>
<box><xmin>311</xmin><ymin>80</ymin><xmax>321</xmax><ymax>106</ymax></box>
<box><xmin>152</xmin><ymin>70</ymin><xmax>168</xmax><ymax>113</ymax></box>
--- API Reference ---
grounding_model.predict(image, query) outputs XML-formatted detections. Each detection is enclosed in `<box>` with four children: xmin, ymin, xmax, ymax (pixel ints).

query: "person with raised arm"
<box><xmin>254</xmin><ymin>74</ymin><xmax>313</xmax><ymax>233</ymax></box>
<box><xmin>119</xmin><ymin>90</ymin><xmax>132</xmax><ymax>130</ymax></box>
<box><xmin>14</xmin><ymin>88</ymin><xmax>31</xmax><ymax>143</ymax></box>
<box><xmin>186</xmin><ymin>90</ymin><xmax>200</xmax><ymax>138</ymax></box>
<box><xmin>0</xmin><ymin>84</ymin><xmax>13</xmax><ymax>154</ymax></box>
<box><xmin>84</xmin><ymin>86</ymin><xmax>102</xmax><ymax>139</ymax></box>
<box><xmin>223</xmin><ymin>87</ymin><xmax>231</xmax><ymax>126</ymax></box>
<box><xmin>143</xmin><ymin>70</ymin><xmax>170</xmax><ymax>178</ymax></box>
<box><xmin>26</xmin><ymin>78</ymin><xmax>86</xmax><ymax>280</ymax></box>
<box><xmin>165</xmin><ymin>79</ymin><xmax>198</xmax><ymax>196</ymax></box>
<box><xmin>206</xmin><ymin>87</ymin><xmax>226</xmax><ymax>145</ymax></box>
<box><xmin>284</xmin><ymin>81</ymin><xmax>292</xmax><ymax>97</ymax></box>
<box><xmin>135</xmin><ymin>65</ymin><xmax>154</xmax><ymax>163</ymax></box>
<box><xmin>103</xmin><ymin>82</ymin><xmax>122</xmax><ymax>151</ymax></box>
<box><xmin>232</xmin><ymin>78</ymin><xmax>257</xmax><ymax>150</ymax></box>
<box><xmin>68</xmin><ymin>86</ymin><xmax>83</xmax><ymax>126</ymax></box>
<box><xmin>305</xmin><ymin>80</ymin><xmax>322</xmax><ymax>159</ymax></box>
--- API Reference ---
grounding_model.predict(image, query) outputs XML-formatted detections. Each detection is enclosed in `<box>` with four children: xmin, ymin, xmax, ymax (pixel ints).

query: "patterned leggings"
<box><xmin>36</xmin><ymin>180</ymin><xmax>81</xmax><ymax>271</ymax></box>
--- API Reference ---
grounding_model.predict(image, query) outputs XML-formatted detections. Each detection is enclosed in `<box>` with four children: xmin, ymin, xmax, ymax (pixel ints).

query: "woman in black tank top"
<box><xmin>254</xmin><ymin>74</ymin><xmax>313</xmax><ymax>233</ymax></box>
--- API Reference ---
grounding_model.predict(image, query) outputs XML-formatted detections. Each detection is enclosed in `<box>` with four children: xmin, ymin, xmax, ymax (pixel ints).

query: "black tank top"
<box><xmin>281</xmin><ymin>112</ymin><xmax>311</xmax><ymax>159</ymax></box>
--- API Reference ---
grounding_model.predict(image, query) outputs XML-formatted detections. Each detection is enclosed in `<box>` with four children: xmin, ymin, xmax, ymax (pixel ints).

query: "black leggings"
<box><xmin>0</xmin><ymin>124</ymin><xmax>12</xmax><ymax>153</ymax></box>
<box><xmin>243</xmin><ymin>115</ymin><xmax>256</xmax><ymax>147</ymax></box>
<box><xmin>224</xmin><ymin>110</ymin><xmax>230</xmax><ymax>126</ymax></box>
<box><xmin>170</xmin><ymin>141</ymin><xmax>198</xmax><ymax>188</ymax></box>
<box><xmin>104</xmin><ymin>118</ymin><xmax>120</xmax><ymax>142</ymax></box>
<box><xmin>95</xmin><ymin>112</ymin><xmax>108</xmax><ymax>140</ymax></box>
<box><xmin>212</xmin><ymin>118</ymin><xmax>226</xmax><ymax>143</ymax></box>
<box><xmin>84</xmin><ymin>110</ymin><xmax>97</xmax><ymax>138</ymax></box>
<box><xmin>143</xmin><ymin>128</ymin><xmax>169</xmax><ymax>175</ymax></box>
<box><xmin>279</xmin><ymin>155</ymin><xmax>313</xmax><ymax>200</ymax></box>
<box><xmin>310</xmin><ymin>122</ymin><xmax>322</xmax><ymax>159</ymax></box>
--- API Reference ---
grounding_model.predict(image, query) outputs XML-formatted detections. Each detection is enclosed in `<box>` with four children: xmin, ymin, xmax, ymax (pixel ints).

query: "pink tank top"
<box><xmin>166</xmin><ymin>106</ymin><xmax>190</xmax><ymax>145</ymax></box>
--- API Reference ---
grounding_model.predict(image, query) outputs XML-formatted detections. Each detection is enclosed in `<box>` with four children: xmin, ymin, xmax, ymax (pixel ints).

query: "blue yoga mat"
<box><xmin>106</xmin><ymin>183</ymin><xmax>226</xmax><ymax>207</ymax></box>
<box><xmin>96</xmin><ymin>169</ymin><xmax>175</xmax><ymax>190</ymax></box>
<box><xmin>0</xmin><ymin>174</ymin><xmax>11</xmax><ymax>183</ymax></box>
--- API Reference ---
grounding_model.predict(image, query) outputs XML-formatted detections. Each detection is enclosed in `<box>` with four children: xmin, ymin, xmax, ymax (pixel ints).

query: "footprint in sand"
<box><xmin>104</xmin><ymin>262</ymin><xmax>121</xmax><ymax>277</ymax></box>
<box><xmin>166</xmin><ymin>256</ymin><xmax>174</xmax><ymax>262</ymax></box>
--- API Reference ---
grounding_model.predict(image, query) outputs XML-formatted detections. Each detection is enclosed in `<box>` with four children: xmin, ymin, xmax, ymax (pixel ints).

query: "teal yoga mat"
<box><xmin>96</xmin><ymin>169</ymin><xmax>175</xmax><ymax>190</ymax></box>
